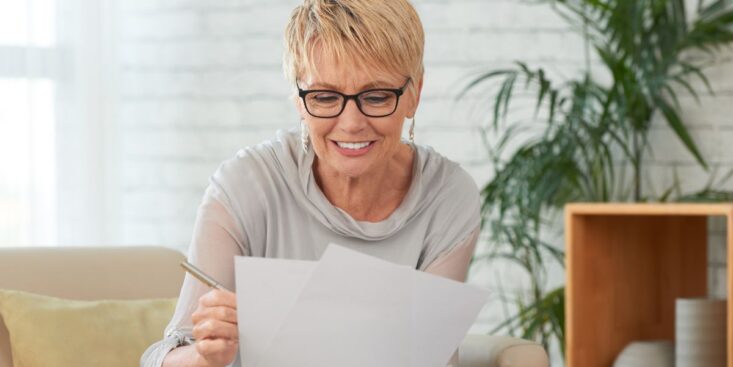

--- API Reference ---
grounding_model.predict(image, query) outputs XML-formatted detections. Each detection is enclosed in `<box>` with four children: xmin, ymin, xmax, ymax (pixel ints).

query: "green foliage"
<box><xmin>489</xmin><ymin>286</ymin><xmax>566</xmax><ymax>355</ymax></box>
<box><xmin>460</xmin><ymin>0</ymin><xmax>733</xmax><ymax>359</ymax></box>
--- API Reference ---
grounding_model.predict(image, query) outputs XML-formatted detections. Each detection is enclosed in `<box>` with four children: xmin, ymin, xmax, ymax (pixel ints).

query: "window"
<box><xmin>0</xmin><ymin>0</ymin><xmax>57</xmax><ymax>245</ymax></box>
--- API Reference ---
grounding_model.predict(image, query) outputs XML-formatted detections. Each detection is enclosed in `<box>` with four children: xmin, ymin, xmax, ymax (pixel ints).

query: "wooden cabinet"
<box><xmin>565</xmin><ymin>203</ymin><xmax>733</xmax><ymax>367</ymax></box>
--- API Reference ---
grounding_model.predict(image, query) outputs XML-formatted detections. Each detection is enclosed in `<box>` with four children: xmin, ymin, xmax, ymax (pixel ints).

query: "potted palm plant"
<box><xmin>461</xmin><ymin>0</ymin><xmax>733</xmax><ymax>360</ymax></box>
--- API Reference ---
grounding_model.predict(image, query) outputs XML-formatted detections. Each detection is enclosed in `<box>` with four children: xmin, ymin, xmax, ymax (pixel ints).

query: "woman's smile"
<box><xmin>330</xmin><ymin>139</ymin><xmax>376</xmax><ymax>157</ymax></box>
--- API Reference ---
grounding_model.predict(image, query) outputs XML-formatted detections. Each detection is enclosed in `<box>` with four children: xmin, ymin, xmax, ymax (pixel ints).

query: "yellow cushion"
<box><xmin>0</xmin><ymin>289</ymin><xmax>176</xmax><ymax>367</ymax></box>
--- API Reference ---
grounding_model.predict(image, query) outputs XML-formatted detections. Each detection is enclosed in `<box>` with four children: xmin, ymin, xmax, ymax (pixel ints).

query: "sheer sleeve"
<box><xmin>423</xmin><ymin>226</ymin><xmax>479</xmax><ymax>282</ymax></box>
<box><xmin>140</xmin><ymin>184</ymin><xmax>248</xmax><ymax>367</ymax></box>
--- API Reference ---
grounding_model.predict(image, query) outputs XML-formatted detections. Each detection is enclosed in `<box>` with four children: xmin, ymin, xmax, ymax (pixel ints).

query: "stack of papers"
<box><xmin>234</xmin><ymin>244</ymin><xmax>488</xmax><ymax>367</ymax></box>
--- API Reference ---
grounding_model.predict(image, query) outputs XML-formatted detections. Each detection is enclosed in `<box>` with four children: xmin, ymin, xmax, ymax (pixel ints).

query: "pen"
<box><xmin>180</xmin><ymin>260</ymin><xmax>231</xmax><ymax>292</ymax></box>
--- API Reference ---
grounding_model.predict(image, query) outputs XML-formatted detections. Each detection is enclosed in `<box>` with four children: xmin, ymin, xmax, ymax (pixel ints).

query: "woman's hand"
<box><xmin>191</xmin><ymin>289</ymin><xmax>239</xmax><ymax>367</ymax></box>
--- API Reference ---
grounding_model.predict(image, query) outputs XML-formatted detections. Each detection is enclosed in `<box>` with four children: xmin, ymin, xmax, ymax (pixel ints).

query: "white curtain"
<box><xmin>0</xmin><ymin>0</ymin><xmax>116</xmax><ymax>246</ymax></box>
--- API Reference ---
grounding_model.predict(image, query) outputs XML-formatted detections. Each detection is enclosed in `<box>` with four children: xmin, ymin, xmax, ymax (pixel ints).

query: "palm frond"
<box><xmin>465</xmin><ymin>0</ymin><xmax>733</xmax><ymax>359</ymax></box>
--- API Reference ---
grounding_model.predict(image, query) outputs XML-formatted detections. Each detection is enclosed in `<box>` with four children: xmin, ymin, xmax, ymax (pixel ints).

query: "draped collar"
<box><xmin>270</xmin><ymin>129</ymin><xmax>449</xmax><ymax>241</ymax></box>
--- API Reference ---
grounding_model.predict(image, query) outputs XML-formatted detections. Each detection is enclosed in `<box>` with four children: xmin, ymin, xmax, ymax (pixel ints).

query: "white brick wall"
<box><xmin>110</xmin><ymin>0</ymin><xmax>731</xmax><ymax>364</ymax></box>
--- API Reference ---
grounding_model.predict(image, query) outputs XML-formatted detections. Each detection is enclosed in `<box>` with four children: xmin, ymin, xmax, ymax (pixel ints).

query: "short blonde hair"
<box><xmin>283</xmin><ymin>0</ymin><xmax>424</xmax><ymax>90</ymax></box>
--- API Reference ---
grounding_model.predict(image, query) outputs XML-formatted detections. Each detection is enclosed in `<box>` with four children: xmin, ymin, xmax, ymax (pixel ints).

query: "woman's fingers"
<box><xmin>195</xmin><ymin>338</ymin><xmax>238</xmax><ymax>366</ymax></box>
<box><xmin>192</xmin><ymin>305</ymin><xmax>238</xmax><ymax>325</ymax></box>
<box><xmin>192</xmin><ymin>318</ymin><xmax>239</xmax><ymax>341</ymax></box>
<box><xmin>199</xmin><ymin>289</ymin><xmax>237</xmax><ymax>308</ymax></box>
<box><xmin>191</xmin><ymin>289</ymin><xmax>238</xmax><ymax>330</ymax></box>
<box><xmin>196</xmin><ymin>338</ymin><xmax>237</xmax><ymax>353</ymax></box>
<box><xmin>190</xmin><ymin>289</ymin><xmax>239</xmax><ymax>367</ymax></box>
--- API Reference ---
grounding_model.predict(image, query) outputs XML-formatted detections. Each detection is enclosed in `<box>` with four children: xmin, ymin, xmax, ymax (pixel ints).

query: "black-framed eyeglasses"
<box><xmin>297</xmin><ymin>78</ymin><xmax>411</xmax><ymax>118</ymax></box>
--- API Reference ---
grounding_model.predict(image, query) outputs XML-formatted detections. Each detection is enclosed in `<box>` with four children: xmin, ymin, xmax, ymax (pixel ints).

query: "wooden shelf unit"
<box><xmin>565</xmin><ymin>203</ymin><xmax>733</xmax><ymax>367</ymax></box>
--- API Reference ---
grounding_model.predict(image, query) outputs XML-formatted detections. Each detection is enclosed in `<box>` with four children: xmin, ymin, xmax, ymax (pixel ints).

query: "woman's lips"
<box><xmin>330</xmin><ymin>140</ymin><xmax>376</xmax><ymax>157</ymax></box>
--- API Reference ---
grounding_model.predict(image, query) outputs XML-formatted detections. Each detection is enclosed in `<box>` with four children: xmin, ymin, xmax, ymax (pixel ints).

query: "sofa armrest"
<box><xmin>459</xmin><ymin>334</ymin><xmax>549</xmax><ymax>367</ymax></box>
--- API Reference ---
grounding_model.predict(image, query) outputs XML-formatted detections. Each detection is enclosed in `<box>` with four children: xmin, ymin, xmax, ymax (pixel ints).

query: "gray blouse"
<box><xmin>141</xmin><ymin>129</ymin><xmax>480</xmax><ymax>367</ymax></box>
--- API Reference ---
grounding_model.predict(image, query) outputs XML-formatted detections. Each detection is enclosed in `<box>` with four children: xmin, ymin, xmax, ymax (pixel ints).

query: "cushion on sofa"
<box><xmin>0</xmin><ymin>289</ymin><xmax>176</xmax><ymax>367</ymax></box>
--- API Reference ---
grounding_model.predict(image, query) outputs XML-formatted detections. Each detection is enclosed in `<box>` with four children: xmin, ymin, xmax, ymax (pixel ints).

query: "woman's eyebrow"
<box><xmin>307</xmin><ymin>80</ymin><xmax>394</xmax><ymax>90</ymax></box>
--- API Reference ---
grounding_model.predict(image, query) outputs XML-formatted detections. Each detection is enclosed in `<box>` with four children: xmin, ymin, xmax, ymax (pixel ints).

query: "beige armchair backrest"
<box><xmin>0</xmin><ymin>246</ymin><xmax>186</xmax><ymax>367</ymax></box>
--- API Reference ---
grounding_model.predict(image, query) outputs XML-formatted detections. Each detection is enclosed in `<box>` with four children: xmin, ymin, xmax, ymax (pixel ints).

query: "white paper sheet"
<box><xmin>234</xmin><ymin>257</ymin><xmax>315</xmax><ymax>367</ymax></box>
<box><xmin>235</xmin><ymin>244</ymin><xmax>488</xmax><ymax>367</ymax></box>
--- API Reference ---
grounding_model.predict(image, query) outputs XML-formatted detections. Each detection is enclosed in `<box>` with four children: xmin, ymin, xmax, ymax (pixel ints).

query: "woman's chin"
<box><xmin>331</xmin><ymin>160</ymin><xmax>373</xmax><ymax>178</ymax></box>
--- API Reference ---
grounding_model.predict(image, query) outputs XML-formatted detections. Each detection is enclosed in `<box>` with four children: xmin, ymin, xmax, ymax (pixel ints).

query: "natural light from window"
<box><xmin>0</xmin><ymin>0</ymin><xmax>55</xmax><ymax>46</ymax></box>
<box><xmin>0</xmin><ymin>0</ymin><xmax>57</xmax><ymax>246</ymax></box>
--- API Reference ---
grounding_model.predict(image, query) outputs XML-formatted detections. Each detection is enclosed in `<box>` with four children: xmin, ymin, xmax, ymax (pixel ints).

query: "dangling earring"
<box><xmin>409</xmin><ymin>117</ymin><xmax>415</xmax><ymax>144</ymax></box>
<box><xmin>300</xmin><ymin>119</ymin><xmax>310</xmax><ymax>154</ymax></box>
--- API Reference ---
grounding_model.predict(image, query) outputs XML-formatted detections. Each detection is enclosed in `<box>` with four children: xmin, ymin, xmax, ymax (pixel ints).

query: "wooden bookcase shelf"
<box><xmin>565</xmin><ymin>203</ymin><xmax>733</xmax><ymax>367</ymax></box>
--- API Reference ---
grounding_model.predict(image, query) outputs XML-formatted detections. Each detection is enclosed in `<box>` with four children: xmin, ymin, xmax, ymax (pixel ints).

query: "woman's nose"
<box><xmin>336</xmin><ymin>99</ymin><xmax>368</xmax><ymax>133</ymax></box>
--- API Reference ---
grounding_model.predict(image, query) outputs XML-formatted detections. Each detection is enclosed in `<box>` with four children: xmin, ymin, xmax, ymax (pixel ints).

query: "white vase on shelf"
<box><xmin>675</xmin><ymin>298</ymin><xmax>727</xmax><ymax>367</ymax></box>
<box><xmin>612</xmin><ymin>340</ymin><xmax>674</xmax><ymax>367</ymax></box>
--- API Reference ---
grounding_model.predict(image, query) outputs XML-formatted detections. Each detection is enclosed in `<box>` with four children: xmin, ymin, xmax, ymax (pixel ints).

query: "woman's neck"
<box><xmin>314</xmin><ymin>144</ymin><xmax>414</xmax><ymax>222</ymax></box>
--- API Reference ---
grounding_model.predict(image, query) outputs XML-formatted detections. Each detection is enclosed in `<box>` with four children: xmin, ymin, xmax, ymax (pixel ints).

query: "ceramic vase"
<box><xmin>675</xmin><ymin>298</ymin><xmax>727</xmax><ymax>367</ymax></box>
<box><xmin>612</xmin><ymin>340</ymin><xmax>674</xmax><ymax>367</ymax></box>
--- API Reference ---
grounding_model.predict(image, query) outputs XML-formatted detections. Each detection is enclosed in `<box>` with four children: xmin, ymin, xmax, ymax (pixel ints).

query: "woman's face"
<box><xmin>296</xmin><ymin>53</ymin><xmax>422</xmax><ymax>179</ymax></box>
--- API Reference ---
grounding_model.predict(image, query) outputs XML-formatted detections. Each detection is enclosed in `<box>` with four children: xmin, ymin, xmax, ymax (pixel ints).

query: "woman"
<box><xmin>142</xmin><ymin>0</ymin><xmax>480</xmax><ymax>366</ymax></box>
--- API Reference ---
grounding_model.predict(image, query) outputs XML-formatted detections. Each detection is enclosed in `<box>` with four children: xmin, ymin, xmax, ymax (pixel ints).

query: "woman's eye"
<box><xmin>362</xmin><ymin>93</ymin><xmax>393</xmax><ymax>104</ymax></box>
<box><xmin>311</xmin><ymin>93</ymin><xmax>340</xmax><ymax>104</ymax></box>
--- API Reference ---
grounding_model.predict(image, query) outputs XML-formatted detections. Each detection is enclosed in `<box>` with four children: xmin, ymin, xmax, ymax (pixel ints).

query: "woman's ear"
<box><xmin>293</xmin><ymin>93</ymin><xmax>307</xmax><ymax>118</ymax></box>
<box><xmin>408</xmin><ymin>78</ymin><xmax>424</xmax><ymax>118</ymax></box>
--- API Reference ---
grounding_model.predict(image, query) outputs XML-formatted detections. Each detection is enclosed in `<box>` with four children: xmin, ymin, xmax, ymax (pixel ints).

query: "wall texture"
<box><xmin>112</xmin><ymin>0</ymin><xmax>732</xmax><ymax>363</ymax></box>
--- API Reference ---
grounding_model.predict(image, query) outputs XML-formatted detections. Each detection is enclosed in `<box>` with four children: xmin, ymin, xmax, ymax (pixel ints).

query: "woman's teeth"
<box><xmin>336</xmin><ymin>141</ymin><xmax>371</xmax><ymax>150</ymax></box>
